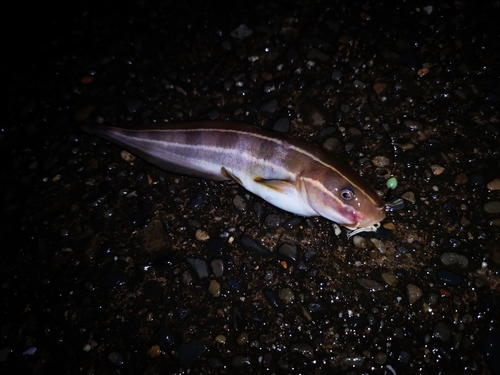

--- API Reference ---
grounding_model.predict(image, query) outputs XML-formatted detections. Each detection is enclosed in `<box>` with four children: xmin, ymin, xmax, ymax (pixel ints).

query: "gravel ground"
<box><xmin>3</xmin><ymin>1</ymin><xmax>500</xmax><ymax>374</ymax></box>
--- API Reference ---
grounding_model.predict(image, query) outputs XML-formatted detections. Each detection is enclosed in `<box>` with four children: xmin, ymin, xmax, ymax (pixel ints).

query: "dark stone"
<box><xmin>178</xmin><ymin>340</ymin><xmax>206</xmax><ymax>366</ymax></box>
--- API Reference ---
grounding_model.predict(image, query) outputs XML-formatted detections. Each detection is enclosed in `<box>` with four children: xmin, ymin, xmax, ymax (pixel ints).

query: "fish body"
<box><xmin>82</xmin><ymin>122</ymin><xmax>386</xmax><ymax>232</ymax></box>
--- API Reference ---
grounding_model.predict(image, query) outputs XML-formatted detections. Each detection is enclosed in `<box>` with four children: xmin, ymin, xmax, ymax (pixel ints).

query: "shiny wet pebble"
<box><xmin>240</xmin><ymin>235</ymin><xmax>272</xmax><ymax>256</ymax></box>
<box><xmin>484</xmin><ymin>201</ymin><xmax>500</xmax><ymax>214</ymax></box>
<box><xmin>487</xmin><ymin>178</ymin><xmax>500</xmax><ymax>190</ymax></box>
<box><xmin>209</xmin><ymin>280</ymin><xmax>221</xmax><ymax>297</ymax></box>
<box><xmin>437</xmin><ymin>269</ymin><xmax>464</xmax><ymax>286</ymax></box>
<box><xmin>186</xmin><ymin>258</ymin><xmax>209</xmax><ymax>279</ymax></box>
<box><xmin>407</xmin><ymin>283</ymin><xmax>423</xmax><ymax>304</ymax></box>
<box><xmin>440</xmin><ymin>252</ymin><xmax>469</xmax><ymax>269</ymax></box>
<box><xmin>210</xmin><ymin>259</ymin><xmax>224</xmax><ymax>277</ymax></box>
<box><xmin>278</xmin><ymin>243</ymin><xmax>298</xmax><ymax>262</ymax></box>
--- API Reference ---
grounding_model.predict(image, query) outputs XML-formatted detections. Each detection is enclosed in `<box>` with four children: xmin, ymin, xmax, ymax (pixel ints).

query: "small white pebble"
<box><xmin>120</xmin><ymin>150</ymin><xmax>135</xmax><ymax>162</ymax></box>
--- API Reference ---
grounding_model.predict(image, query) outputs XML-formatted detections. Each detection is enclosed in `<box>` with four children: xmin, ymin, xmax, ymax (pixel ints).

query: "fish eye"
<box><xmin>340</xmin><ymin>187</ymin><xmax>355</xmax><ymax>200</ymax></box>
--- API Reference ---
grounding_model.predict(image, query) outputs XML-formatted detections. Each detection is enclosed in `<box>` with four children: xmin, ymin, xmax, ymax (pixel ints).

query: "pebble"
<box><xmin>147</xmin><ymin>345</ymin><xmax>161</xmax><ymax>357</ymax></box>
<box><xmin>381</xmin><ymin>272</ymin><xmax>398</xmax><ymax>286</ymax></box>
<box><xmin>236</xmin><ymin>332</ymin><xmax>248</xmax><ymax>345</ymax></box>
<box><xmin>264</xmin><ymin>214</ymin><xmax>282</xmax><ymax>228</ymax></box>
<box><xmin>282</xmin><ymin>216</ymin><xmax>302</xmax><ymax>229</ymax></box>
<box><xmin>401</xmin><ymin>191</ymin><xmax>416</xmax><ymax>204</ymax></box>
<box><xmin>352</xmin><ymin>235</ymin><xmax>367</xmax><ymax>249</ymax></box>
<box><xmin>407</xmin><ymin>283</ymin><xmax>423</xmax><ymax>304</ymax></box>
<box><xmin>0</xmin><ymin>348</ymin><xmax>11</xmax><ymax>362</ymax></box>
<box><xmin>396</xmin><ymin>244</ymin><xmax>410</xmax><ymax>254</ymax></box>
<box><xmin>233</xmin><ymin>195</ymin><xmax>247</xmax><ymax>211</ymax></box>
<box><xmin>108</xmin><ymin>351</ymin><xmax>124</xmax><ymax>366</ymax></box>
<box><xmin>262</xmin><ymin>289</ymin><xmax>284</xmax><ymax>312</ymax></box>
<box><xmin>230</xmin><ymin>24</ymin><xmax>252</xmax><ymax>38</ymax></box>
<box><xmin>301</xmin><ymin>306</ymin><xmax>312</xmax><ymax>322</ymax></box>
<box><xmin>430</xmin><ymin>164</ymin><xmax>445</xmax><ymax>175</ymax></box>
<box><xmin>207</xmin><ymin>109</ymin><xmax>219</xmax><ymax>120</ymax></box>
<box><xmin>181</xmin><ymin>270</ymin><xmax>193</xmax><ymax>286</ymax></box>
<box><xmin>120</xmin><ymin>150</ymin><xmax>135</xmax><ymax>162</ymax></box>
<box><xmin>487</xmin><ymin>178</ymin><xmax>500</xmax><ymax>190</ymax></box>
<box><xmin>209</xmin><ymin>280</ymin><xmax>221</xmax><ymax>297</ymax></box>
<box><xmin>372</xmin><ymin>155</ymin><xmax>390</xmax><ymax>167</ymax></box>
<box><xmin>307</xmin><ymin>48</ymin><xmax>329</xmax><ymax>61</ymax></box>
<box><xmin>484</xmin><ymin>201</ymin><xmax>500</xmax><ymax>214</ymax></box>
<box><xmin>273</xmin><ymin>118</ymin><xmax>290</xmax><ymax>133</ymax></box>
<box><xmin>357</xmin><ymin>278</ymin><xmax>384</xmax><ymax>292</ymax></box>
<box><xmin>437</xmin><ymin>269</ymin><xmax>464</xmax><ymax>286</ymax></box>
<box><xmin>226</xmin><ymin>277</ymin><xmax>241</xmax><ymax>291</ymax></box>
<box><xmin>374</xmin><ymin>351</ymin><xmax>387</xmax><ymax>365</ymax></box>
<box><xmin>210</xmin><ymin>259</ymin><xmax>224</xmax><ymax>277</ymax></box>
<box><xmin>454</xmin><ymin>172</ymin><xmax>468</xmax><ymax>185</ymax></box>
<box><xmin>433</xmin><ymin>321</ymin><xmax>452</xmax><ymax>342</ymax></box>
<box><xmin>195</xmin><ymin>229</ymin><xmax>210</xmax><ymax>241</ymax></box>
<box><xmin>186</xmin><ymin>258</ymin><xmax>209</xmax><ymax>279</ymax></box>
<box><xmin>260</xmin><ymin>99</ymin><xmax>278</xmax><ymax>113</ymax></box>
<box><xmin>370</xmin><ymin>238</ymin><xmax>386</xmax><ymax>253</ymax></box>
<box><xmin>440</xmin><ymin>252</ymin><xmax>469</xmax><ymax>269</ymax></box>
<box><xmin>240</xmin><ymin>236</ymin><xmax>272</xmax><ymax>256</ymax></box>
<box><xmin>178</xmin><ymin>340</ymin><xmax>207</xmax><ymax>366</ymax></box>
<box><xmin>394</xmin><ymin>142</ymin><xmax>415</xmax><ymax>150</ymax></box>
<box><xmin>278</xmin><ymin>288</ymin><xmax>295</xmax><ymax>304</ymax></box>
<box><xmin>323</xmin><ymin>137</ymin><xmax>342</xmax><ymax>154</ymax></box>
<box><xmin>278</xmin><ymin>243</ymin><xmax>298</xmax><ymax>262</ymax></box>
<box><xmin>214</xmin><ymin>335</ymin><xmax>226</xmax><ymax>344</ymax></box>
<box><xmin>373</xmin><ymin>82</ymin><xmax>387</xmax><ymax>93</ymax></box>
<box><xmin>189</xmin><ymin>196</ymin><xmax>204</xmax><ymax>210</ymax></box>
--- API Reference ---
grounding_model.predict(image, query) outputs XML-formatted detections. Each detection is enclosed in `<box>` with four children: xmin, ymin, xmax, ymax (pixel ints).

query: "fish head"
<box><xmin>299</xmin><ymin>165</ymin><xmax>386</xmax><ymax>229</ymax></box>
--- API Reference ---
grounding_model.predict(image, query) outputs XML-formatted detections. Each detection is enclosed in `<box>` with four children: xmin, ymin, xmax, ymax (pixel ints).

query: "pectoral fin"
<box><xmin>253</xmin><ymin>176</ymin><xmax>295</xmax><ymax>193</ymax></box>
<box><xmin>220</xmin><ymin>167</ymin><xmax>243</xmax><ymax>185</ymax></box>
<box><xmin>221</xmin><ymin>166</ymin><xmax>295</xmax><ymax>195</ymax></box>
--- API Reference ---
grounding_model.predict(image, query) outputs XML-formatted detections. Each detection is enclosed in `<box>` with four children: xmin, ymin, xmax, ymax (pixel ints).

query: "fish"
<box><xmin>81</xmin><ymin>121</ymin><xmax>386</xmax><ymax>235</ymax></box>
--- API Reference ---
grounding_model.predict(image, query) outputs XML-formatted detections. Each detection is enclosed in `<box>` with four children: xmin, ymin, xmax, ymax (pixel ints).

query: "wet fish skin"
<box><xmin>82</xmin><ymin>121</ymin><xmax>386</xmax><ymax>231</ymax></box>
